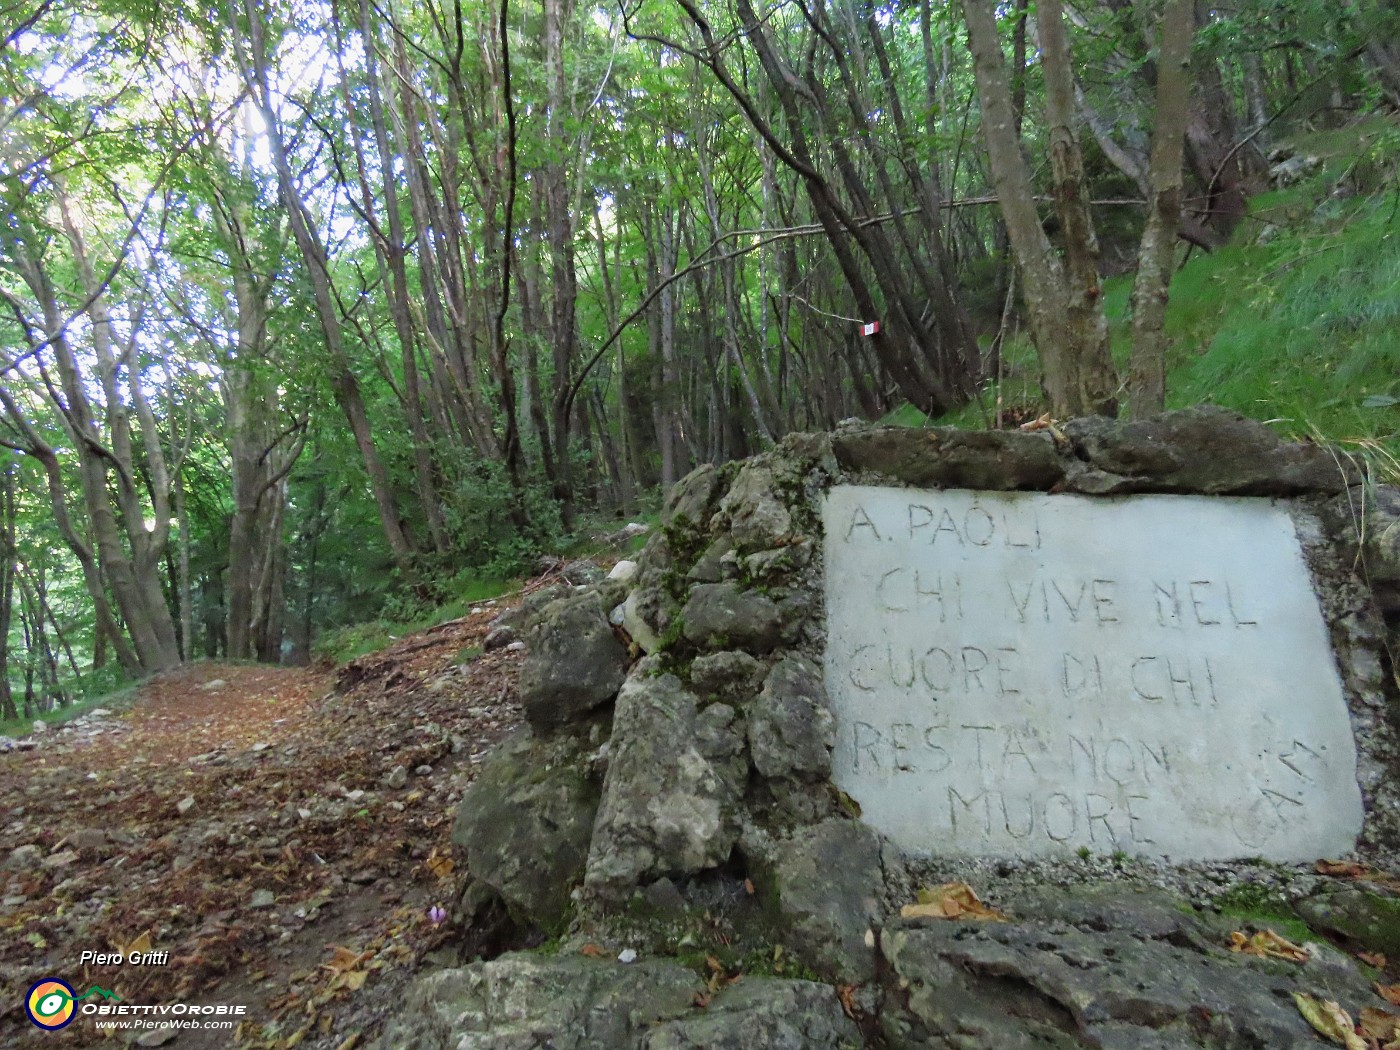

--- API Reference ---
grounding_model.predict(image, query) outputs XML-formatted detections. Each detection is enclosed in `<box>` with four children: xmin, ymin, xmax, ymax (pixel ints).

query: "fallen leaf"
<box><xmin>579</xmin><ymin>944</ymin><xmax>603</xmax><ymax>958</ymax></box>
<box><xmin>26</xmin><ymin>932</ymin><xmax>47</xmax><ymax>949</ymax></box>
<box><xmin>1317</xmin><ymin>860</ymin><xmax>1371</xmax><ymax>879</ymax></box>
<box><xmin>1359</xmin><ymin>952</ymin><xmax>1388</xmax><ymax>969</ymax></box>
<box><xmin>322</xmin><ymin>946</ymin><xmax>373</xmax><ymax>975</ymax></box>
<box><xmin>1359</xmin><ymin>1007</ymin><xmax>1400</xmax><ymax>1043</ymax></box>
<box><xmin>1227</xmin><ymin>929</ymin><xmax>1310</xmax><ymax>962</ymax></box>
<box><xmin>837</xmin><ymin>983</ymin><xmax>859</xmax><ymax>1020</ymax></box>
<box><xmin>424</xmin><ymin>850</ymin><xmax>453</xmax><ymax>880</ymax></box>
<box><xmin>743</xmin><ymin>878</ymin><xmax>755</xmax><ymax>895</ymax></box>
<box><xmin>1377</xmin><ymin>983</ymin><xmax>1400</xmax><ymax>1006</ymax></box>
<box><xmin>121</xmin><ymin>930</ymin><xmax>153</xmax><ymax>957</ymax></box>
<box><xmin>902</xmin><ymin>882</ymin><xmax>1008</xmax><ymax>922</ymax></box>
<box><xmin>1294</xmin><ymin>992</ymin><xmax>1367</xmax><ymax>1050</ymax></box>
<box><xmin>331</xmin><ymin>970</ymin><xmax>368</xmax><ymax>991</ymax></box>
<box><xmin>691</xmin><ymin>991</ymin><xmax>711</xmax><ymax>1009</ymax></box>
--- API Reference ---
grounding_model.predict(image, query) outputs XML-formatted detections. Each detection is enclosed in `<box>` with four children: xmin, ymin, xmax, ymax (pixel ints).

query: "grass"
<box><xmin>0</xmin><ymin>680</ymin><xmax>142</xmax><ymax>738</ymax></box>
<box><xmin>1210</xmin><ymin>881</ymin><xmax>1325</xmax><ymax>949</ymax></box>
<box><xmin>921</xmin><ymin>117</ymin><xmax>1400</xmax><ymax>468</ymax></box>
<box><xmin>313</xmin><ymin>572</ymin><xmax>518</xmax><ymax>664</ymax></box>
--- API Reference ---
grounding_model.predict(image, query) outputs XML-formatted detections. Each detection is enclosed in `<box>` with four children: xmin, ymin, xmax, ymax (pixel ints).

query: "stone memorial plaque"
<box><xmin>824</xmin><ymin>486</ymin><xmax>1364</xmax><ymax>861</ymax></box>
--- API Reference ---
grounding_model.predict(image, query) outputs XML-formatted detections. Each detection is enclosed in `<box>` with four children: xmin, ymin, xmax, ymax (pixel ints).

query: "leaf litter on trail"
<box><xmin>1227</xmin><ymin>929</ymin><xmax>1310</xmax><ymax>962</ymax></box>
<box><xmin>900</xmin><ymin>881</ymin><xmax>1009</xmax><ymax>921</ymax></box>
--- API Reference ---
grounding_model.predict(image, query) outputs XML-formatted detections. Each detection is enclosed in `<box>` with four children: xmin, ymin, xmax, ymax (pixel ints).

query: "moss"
<box><xmin>1211</xmin><ymin>883</ymin><xmax>1323</xmax><ymax>947</ymax></box>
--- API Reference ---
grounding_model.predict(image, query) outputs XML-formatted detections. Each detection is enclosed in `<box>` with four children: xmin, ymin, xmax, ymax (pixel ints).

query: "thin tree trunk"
<box><xmin>1128</xmin><ymin>0</ymin><xmax>1193</xmax><ymax>418</ymax></box>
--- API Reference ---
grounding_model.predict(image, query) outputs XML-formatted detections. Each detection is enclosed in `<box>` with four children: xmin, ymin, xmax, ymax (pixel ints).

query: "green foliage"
<box><xmin>312</xmin><ymin>572</ymin><xmax>515</xmax><ymax>664</ymax></box>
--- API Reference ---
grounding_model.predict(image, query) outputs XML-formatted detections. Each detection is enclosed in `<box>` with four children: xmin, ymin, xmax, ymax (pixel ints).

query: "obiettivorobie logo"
<box><xmin>25</xmin><ymin>978</ymin><xmax>121</xmax><ymax>1030</ymax></box>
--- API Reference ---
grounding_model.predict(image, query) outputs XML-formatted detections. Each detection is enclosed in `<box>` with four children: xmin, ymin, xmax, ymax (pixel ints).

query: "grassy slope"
<box><xmin>929</xmin><ymin>118</ymin><xmax>1400</xmax><ymax>469</ymax></box>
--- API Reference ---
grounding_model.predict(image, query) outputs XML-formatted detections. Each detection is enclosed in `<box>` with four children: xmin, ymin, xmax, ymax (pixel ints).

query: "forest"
<box><xmin>1</xmin><ymin>0</ymin><xmax>1398</xmax><ymax>716</ymax></box>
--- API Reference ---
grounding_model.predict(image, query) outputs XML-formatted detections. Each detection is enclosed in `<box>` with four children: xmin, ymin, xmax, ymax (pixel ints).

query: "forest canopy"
<box><xmin>1</xmin><ymin>0</ymin><xmax>1397</xmax><ymax>715</ymax></box>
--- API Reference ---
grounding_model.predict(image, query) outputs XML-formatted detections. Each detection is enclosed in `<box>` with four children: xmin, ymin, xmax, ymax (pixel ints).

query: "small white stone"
<box><xmin>506</xmin><ymin>640</ymin><xmax>526</xmax><ymax>652</ymax></box>
<box><xmin>617</xmin><ymin>948</ymin><xmax>638</xmax><ymax>964</ymax></box>
<box><xmin>176</xmin><ymin>796</ymin><xmax>196</xmax><ymax>816</ymax></box>
<box><xmin>200</xmin><ymin>679</ymin><xmax>227</xmax><ymax>691</ymax></box>
<box><xmin>608</xmin><ymin>560</ymin><xmax>639</xmax><ymax>583</ymax></box>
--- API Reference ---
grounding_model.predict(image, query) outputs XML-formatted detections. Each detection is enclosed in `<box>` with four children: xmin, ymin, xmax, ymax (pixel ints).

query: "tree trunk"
<box><xmin>964</xmin><ymin>0</ymin><xmax>1119</xmax><ymax>417</ymax></box>
<box><xmin>1128</xmin><ymin>0</ymin><xmax>1194</xmax><ymax>418</ymax></box>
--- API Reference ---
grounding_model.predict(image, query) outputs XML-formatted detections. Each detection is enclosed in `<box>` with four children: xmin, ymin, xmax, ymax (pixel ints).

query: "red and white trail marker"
<box><xmin>860</xmin><ymin>321</ymin><xmax>880</xmax><ymax>336</ymax></box>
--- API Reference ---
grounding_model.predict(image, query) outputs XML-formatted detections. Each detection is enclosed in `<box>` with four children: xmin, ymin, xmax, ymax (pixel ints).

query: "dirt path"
<box><xmin>1</xmin><ymin>604</ymin><xmax>525</xmax><ymax>1048</ymax></box>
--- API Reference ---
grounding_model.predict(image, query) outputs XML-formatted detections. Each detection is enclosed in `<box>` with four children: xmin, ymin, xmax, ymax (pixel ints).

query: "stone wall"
<box><xmin>389</xmin><ymin>407</ymin><xmax>1400</xmax><ymax>1050</ymax></box>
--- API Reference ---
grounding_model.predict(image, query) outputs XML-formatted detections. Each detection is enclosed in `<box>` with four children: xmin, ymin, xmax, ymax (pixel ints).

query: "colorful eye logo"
<box><xmin>26</xmin><ymin>978</ymin><xmax>76</xmax><ymax>1030</ymax></box>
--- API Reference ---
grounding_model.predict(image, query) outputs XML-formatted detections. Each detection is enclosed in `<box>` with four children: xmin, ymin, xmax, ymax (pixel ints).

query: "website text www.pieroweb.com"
<box><xmin>25</xmin><ymin>976</ymin><xmax>248</xmax><ymax>1035</ymax></box>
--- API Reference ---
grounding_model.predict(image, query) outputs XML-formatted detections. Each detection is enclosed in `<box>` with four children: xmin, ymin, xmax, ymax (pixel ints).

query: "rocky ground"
<box><xmin>0</xmin><ymin>588</ymin><xmax>534</xmax><ymax>1048</ymax></box>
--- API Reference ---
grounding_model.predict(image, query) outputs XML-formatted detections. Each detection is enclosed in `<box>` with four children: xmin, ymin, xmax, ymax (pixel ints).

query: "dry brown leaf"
<box><xmin>1318</xmin><ymin>859</ymin><xmax>1371</xmax><ymax>879</ymax></box>
<box><xmin>1294</xmin><ymin>992</ymin><xmax>1367</xmax><ymax>1050</ymax></box>
<box><xmin>1019</xmin><ymin>412</ymin><xmax>1055</xmax><ymax>432</ymax></box>
<box><xmin>1226</xmin><ymin>929</ymin><xmax>1310</xmax><ymax>962</ymax></box>
<box><xmin>743</xmin><ymin>878</ymin><xmax>755</xmax><ymax>895</ymax></box>
<box><xmin>1377</xmin><ymin>983</ymin><xmax>1400</xmax><ymax>1006</ymax></box>
<box><xmin>903</xmin><ymin>882</ymin><xmax>1008</xmax><ymax>922</ymax></box>
<box><xmin>333</xmin><ymin>970</ymin><xmax>368</xmax><ymax>992</ymax></box>
<box><xmin>121</xmin><ymin>930</ymin><xmax>153</xmax><ymax>957</ymax></box>
<box><xmin>1359</xmin><ymin>1007</ymin><xmax>1400</xmax><ymax>1044</ymax></box>
<box><xmin>691</xmin><ymin>992</ymin><xmax>711</xmax><ymax>1009</ymax></box>
<box><xmin>323</xmin><ymin>946</ymin><xmax>373</xmax><ymax>975</ymax></box>
<box><xmin>837</xmin><ymin>984</ymin><xmax>859</xmax><ymax>1020</ymax></box>
<box><xmin>1359</xmin><ymin>952</ymin><xmax>1388</xmax><ymax>970</ymax></box>
<box><xmin>425</xmin><ymin>850</ymin><xmax>454</xmax><ymax>880</ymax></box>
<box><xmin>579</xmin><ymin>943</ymin><xmax>603</xmax><ymax>958</ymax></box>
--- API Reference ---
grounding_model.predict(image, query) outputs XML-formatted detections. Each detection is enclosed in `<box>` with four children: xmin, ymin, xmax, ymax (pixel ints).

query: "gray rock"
<box><xmin>681</xmin><ymin>583</ymin><xmax>782</xmax><ymax>653</ymax></box>
<box><xmin>716</xmin><ymin>464</ymin><xmax>794</xmax><ymax>550</ymax></box>
<box><xmin>30</xmin><ymin>719</ymin><xmax>47</xmax><ymax>736</ymax></box>
<box><xmin>1359</xmin><ymin>484</ymin><xmax>1400</xmax><ymax>614</ymax></box>
<box><xmin>641</xmin><ymin>977</ymin><xmax>861</xmax><ymax>1049</ymax></box>
<box><xmin>41</xmin><ymin>849</ymin><xmax>78</xmax><ymax>869</ymax></box>
<box><xmin>488</xmin><ymin>583</ymin><xmax>570</xmax><ymax>634</ymax></box>
<box><xmin>747</xmin><ymin>657</ymin><xmax>834</xmax><ymax>779</ymax></box>
<box><xmin>176</xmin><ymin>795</ymin><xmax>196</xmax><ymax>815</ymax></box>
<box><xmin>6</xmin><ymin>844</ymin><xmax>42</xmax><ymax>871</ymax></box>
<box><xmin>379</xmin><ymin>953</ymin><xmax>703</xmax><ymax>1050</ymax></box>
<box><xmin>61</xmin><ymin>828</ymin><xmax>108</xmax><ymax>850</ymax></box>
<box><xmin>882</xmin><ymin>884</ymin><xmax>1375</xmax><ymax>1049</ymax></box>
<box><xmin>833</xmin><ymin>426</ymin><xmax>1064</xmax><ymax>490</ymax></box>
<box><xmin>742</xmin><ymin>542</ymin><xmax>811</xmax><ymax>582</ymax></box>
<box><xmin>586</xmin><ymin>669</ymin><xmax>745</xmax><ymax>901</ymax></box>
<box><xmin>664</xmin><ymin>463</ymin><xmax>724</xmax><ymax>527</ymax></box>
<box><xmin>1062</xmin><ymin>406</ymin><xmax>1355</xmax><ymax>495</ymax></box>
<box><xmin>687</xmin><ymin>536</ymin><xmax>735</xmax><ymax>584</ymax></box>
<box><xmin>249</xmin><ymin>889</ymin><xmax>276</xmax><ymax>909</ymax></box>
<box><xmin>451</xmin><ymin>729</ymin><xmax>601</xmax><ymax>929</ymax></box>
<box><xmin>622</xmin><ymin>586</ymin><xmax>670</xmax><ymax>655</ymax></box>
<box><xmin>517</xmin><ymin>593</ymin><xmax>629</xmax><ymax>731</ymax></box>
<box><xmin>609</xmin><ymin>559</ymin><xmax>640</xmax><ymax>583</ymax></box>
<box><xmin>1294</xmin><ymin>884</ymin><xmax>1400</xmax><ymax>958</ymax></box>
<box><xmin>482</xmin><ymin>625</ymin><xmax>515</xmax><ymax>651</ymax></box>
<box><xmin>385</xmin><ymin>765</ymin><xmax>409</xmax><ymax>790</ymax></box>
<box><xmin>690</xmin><ymin>651</ymin><xmax>766</xmax><ymax>703</ymax></box>
<box><xmin>560</xmin><ymin>559</ymin><xmax>605</xmax><ymax>584</ymax></box>
<box><xmin>754</xmin><ymin>820</ymin><xmax>884</xmax><ymax>982</ymax></box>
